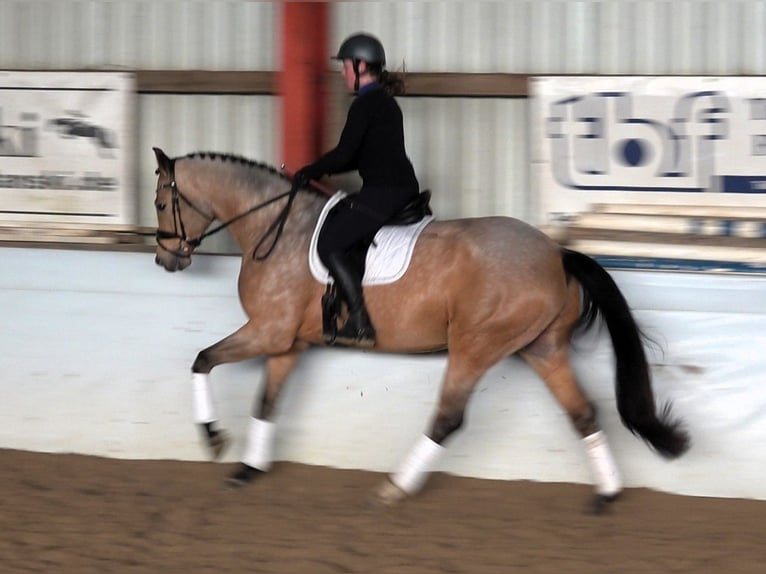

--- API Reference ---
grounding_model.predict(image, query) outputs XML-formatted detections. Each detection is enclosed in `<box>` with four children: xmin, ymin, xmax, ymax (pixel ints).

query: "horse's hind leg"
<box><xmin>374</xmin><ymin>351</ymin><xmax>492</xmax><ymax>507</ymax></box>
<box><xmin>521</xmin><ymin>345</ymin><xmax>621</xmax><ymax>511</ymax></box>
<box><xmin>519</xmin><ymin>285</ymin><xmax>622</xmax><ymax>512</ymax></box>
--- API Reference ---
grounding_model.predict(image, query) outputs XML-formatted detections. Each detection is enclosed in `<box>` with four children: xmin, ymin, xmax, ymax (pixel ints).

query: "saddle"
<box><xmin>321</xmin><ymin>190</ymin><xmax>433</xmax><ymax>344</ymax></box>
<box><xmin>386</xmin><ymin>190</ymin><xmax>433</xmax><ymax>225</ymax></box>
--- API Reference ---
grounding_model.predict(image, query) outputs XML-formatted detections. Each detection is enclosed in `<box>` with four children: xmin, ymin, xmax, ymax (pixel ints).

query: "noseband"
<box><xmin>155</xmin><ymin>160</ymin><xmax>209</xmax><ymax>259</ymax></box>
<box><xmin>155</xmin><ymin>158</ymin><xmax>299</xmax><ymax>261</ymax></box>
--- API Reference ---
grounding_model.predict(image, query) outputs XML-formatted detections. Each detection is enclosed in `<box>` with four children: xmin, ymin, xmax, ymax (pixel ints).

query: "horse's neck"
<box><xmin>286</xmin><ymin>192</ymin><xmax>325</xmax><ymax>236</ymax></box>
<box><xmin>189</xmin><ymin>163</ymin><xmax>324</xmax><ymax>252</ymax></box>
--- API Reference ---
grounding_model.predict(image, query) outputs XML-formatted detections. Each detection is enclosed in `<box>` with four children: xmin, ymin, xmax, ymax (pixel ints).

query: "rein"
<box><xmin>156</xmin><ymin>158</ymin><xmax>299</xmax><ymax>261</ymax></box>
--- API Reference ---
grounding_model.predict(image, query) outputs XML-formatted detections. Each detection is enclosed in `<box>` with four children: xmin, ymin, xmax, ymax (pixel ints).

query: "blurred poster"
<box><xmin>0</xmin><ymin>71</ymin><xmax>135</xmax><ymax>224</ymax></box>
<box><xmin>531</xmin><ymin>76</ymin><xmax>766</xmax><ymax>221</ymax></box>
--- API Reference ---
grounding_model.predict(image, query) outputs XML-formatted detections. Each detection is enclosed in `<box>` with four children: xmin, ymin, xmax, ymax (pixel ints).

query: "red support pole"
<box><xmin>279</xmin><ymin>2</ymin><xmax>329</xmax><ymax>171</ymax></box>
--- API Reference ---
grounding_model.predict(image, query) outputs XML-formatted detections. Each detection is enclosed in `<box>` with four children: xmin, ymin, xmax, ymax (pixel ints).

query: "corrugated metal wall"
<box><xmin>0</xmin><ymin>0</ymin><xmax>278</xmax><ymax>252</ymax></box>
<box><xmin>0</xmin><ymin>0</ymin><xmax>276</xmax><ymax>69</ymax></box>
<box><xmin>2</xmin><ymin>0</ymin><xmax>766</xmax><ymax>249</ymax></box>
<box><xmin>400</xmin><ymin>97</ymin><xmax>529</xmax><ymax>219</ymax></box>
<box><xmin>333</xmin><ymin>1</ymin><xmax>766</xmax><ymax>74</ymax></box>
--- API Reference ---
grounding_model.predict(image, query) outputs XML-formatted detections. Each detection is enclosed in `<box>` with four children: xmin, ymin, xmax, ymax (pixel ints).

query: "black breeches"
<box><xmin>317</xmin><ymin>186</ymin><xmax>416</xmax><ymax>265</ymax></box>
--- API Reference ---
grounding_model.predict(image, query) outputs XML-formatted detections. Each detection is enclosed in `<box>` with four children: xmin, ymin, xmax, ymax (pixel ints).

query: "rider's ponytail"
<box><xmin>368</xmin><ymin>63</ymin><xmax>405</xmax><ymax>97</ymax></box>
<box><xmin>379</xmin><ymin>70</ymin><xmax>405</xmax><ymax>96</ymax></box>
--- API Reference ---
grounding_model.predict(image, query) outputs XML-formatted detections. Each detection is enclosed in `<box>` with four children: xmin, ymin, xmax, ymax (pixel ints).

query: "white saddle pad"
<box><xmin>309</xmin><ymin>192</ymin><xmax>434</xmax><ymax>286</ymax></box>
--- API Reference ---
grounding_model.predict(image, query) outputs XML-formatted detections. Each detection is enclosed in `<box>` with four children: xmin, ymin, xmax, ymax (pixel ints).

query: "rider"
<box><xmin>294</xmin><ymin>32</ymin><xmax>420</xmax><ymax>347</ymax></box>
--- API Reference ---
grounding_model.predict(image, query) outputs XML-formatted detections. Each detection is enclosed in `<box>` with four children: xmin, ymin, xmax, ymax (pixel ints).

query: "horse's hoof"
<box><xmin>207</xmin><ymin>430</ymin><xmax>230</xmax><ymax>460</ymax></box>
<box><xmin>225</xmin><ymin>463</ymin><xmax>263</xmax><ymax>489</ymax></box>
<box><xmin>370</xmin><ymin>480</ymin><xmax>408</xmax><ymax>509</ymax></box>
<box><xmin>589</xmin><ymin>492</ymin><xmax>621</xmax><ymax>515</ymax></box>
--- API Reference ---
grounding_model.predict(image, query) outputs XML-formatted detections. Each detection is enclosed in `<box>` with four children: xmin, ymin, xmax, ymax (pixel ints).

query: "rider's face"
<box><xmin>341</xmin><ymin>59</ymin><xmax>356</xmax><ymax>91</ymax></box>
<box><xmin>341</xmin><ymin>59</ymin><xmax>368</xmax><ymax>91</ymax></box>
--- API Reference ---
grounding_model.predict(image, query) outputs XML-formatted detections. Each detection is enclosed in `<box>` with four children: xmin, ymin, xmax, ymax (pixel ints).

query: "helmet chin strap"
<box><xmin>352</xmin><ymin>59</ymin><xmax>361</xmax><ymax>92</ymax></box>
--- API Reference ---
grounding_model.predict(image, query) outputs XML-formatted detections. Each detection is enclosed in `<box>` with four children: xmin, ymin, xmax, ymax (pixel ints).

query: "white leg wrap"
<box><xmin>192</xmin><ymin>373</ymin><xmax>216</xmax><ymax>424</ymax></box>
<box><xmin>391</xmin><ymin>435</ymin><xmax>445</xmax><ymax>495</ymax></box>
<box><xmin>583</xmin><ymin>430</ymin><xmax>622</xmax><ymax>496</ymax></box>
<box><xmin>242</xmin><ymin>417</ymin><xmax>275</xmax><ymax>471</ymax></box>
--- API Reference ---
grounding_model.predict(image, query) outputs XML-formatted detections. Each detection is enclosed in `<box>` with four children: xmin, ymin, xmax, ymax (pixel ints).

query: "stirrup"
<box><xmin>334</xmin><ymin>328</ymin><xmax>376</xmax><ymax>348</ymax></box>
<box><xmin>334</xmin><ymin>311</ymin><xmax>376</xmax><ymax>348</ymax></box>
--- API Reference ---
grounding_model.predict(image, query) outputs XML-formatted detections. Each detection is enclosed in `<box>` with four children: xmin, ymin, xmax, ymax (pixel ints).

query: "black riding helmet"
<box><xmin>332</xmin><ymin>33</ymin><xmax>386</xmax><ymax>92</ymax></box>
<box><xmin>333</xmin><ymin>33</ymin><xmax>386</xmax><ymax>66</ymax></box>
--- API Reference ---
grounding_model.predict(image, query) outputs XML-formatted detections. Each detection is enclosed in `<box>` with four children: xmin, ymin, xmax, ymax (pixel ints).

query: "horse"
<box><xmin>151</xmin><ymin>147</ymin><xmax>689</xmax><ymax>512</ymax></box>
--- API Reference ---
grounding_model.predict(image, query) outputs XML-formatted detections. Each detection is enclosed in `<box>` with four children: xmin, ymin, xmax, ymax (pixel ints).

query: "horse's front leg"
<box><xmin>225</xmin><ymin>348</ymin><xmax>304</xmax><ymax>487</ymax></box>
<box><xmin>189</xmin><ymin>323</ymin><xmax>300</xmax><ymax>463</ymax></box>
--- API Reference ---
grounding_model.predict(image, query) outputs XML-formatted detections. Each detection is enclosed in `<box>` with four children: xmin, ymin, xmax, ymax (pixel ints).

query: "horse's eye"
<box><xmin>156</xmin><ymin>202</ymin><xmax>166</xmax><ymax>212</ymax></box>
<box><xmin>155</xmin><ymin>168</ymin><xmax>159</xmax><ymax>175</ymax></box>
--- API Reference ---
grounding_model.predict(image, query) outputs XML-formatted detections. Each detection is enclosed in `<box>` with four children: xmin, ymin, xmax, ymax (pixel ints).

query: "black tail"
<box><xmin>561</xmin><ymin>248</ymin><xmax>690</xmax><ymax>459</ymax></box>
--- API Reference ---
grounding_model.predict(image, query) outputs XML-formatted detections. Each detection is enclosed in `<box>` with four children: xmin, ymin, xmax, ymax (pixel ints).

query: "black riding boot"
<box><xmin>324</xmin><ymin>253</ymin><xmax>376</xmax><ymax>347</ymax></box>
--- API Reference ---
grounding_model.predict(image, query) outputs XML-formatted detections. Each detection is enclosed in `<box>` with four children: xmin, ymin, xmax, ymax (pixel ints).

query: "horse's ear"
<box><xmin>153</xmin><ymin>147</ymin><xmax>171</xmax><ymax>175</ymax></box>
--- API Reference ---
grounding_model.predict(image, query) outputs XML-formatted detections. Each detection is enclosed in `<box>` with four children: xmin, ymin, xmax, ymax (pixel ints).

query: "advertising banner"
<box><xmin>0</xmin><ymin>71</ymin><xmax>134</xmax><ymax>224</ymax></box>
<box><xmin>531</xmin><ymin>76</ymin><xmax>766</xmax><ymax>222</ymax></box>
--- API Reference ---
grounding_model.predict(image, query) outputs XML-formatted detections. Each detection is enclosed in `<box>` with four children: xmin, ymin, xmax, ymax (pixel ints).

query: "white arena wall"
<box><xmin>2</xmin><ymin>246</ymin><xmax>766</xmax><ymax>501</ymax></box>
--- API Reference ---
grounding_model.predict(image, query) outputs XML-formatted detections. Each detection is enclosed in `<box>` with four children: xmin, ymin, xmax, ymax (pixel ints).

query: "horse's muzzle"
<box><xmin>155</xmin><ymin>250</ymin><xmax>191</xmax><ymax>272</ymax></box>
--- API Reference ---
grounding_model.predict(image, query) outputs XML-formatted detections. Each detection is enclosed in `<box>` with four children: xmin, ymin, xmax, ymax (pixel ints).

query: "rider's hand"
<box><xmin>293</xmin><ymin>166</ymin><xmax>319</xmax><ymax>189</ymax></box>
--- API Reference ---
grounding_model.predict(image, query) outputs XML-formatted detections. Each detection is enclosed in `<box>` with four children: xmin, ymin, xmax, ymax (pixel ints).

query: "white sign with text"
<box><xmin>0</xmin><ymin>71</ymin><xmax>135</xmax><ymax>224</ymax></box>
<box><xmin>531</xmin><ymin>76</ymin><xmax>766</xmax><ymax>221</ymax></box>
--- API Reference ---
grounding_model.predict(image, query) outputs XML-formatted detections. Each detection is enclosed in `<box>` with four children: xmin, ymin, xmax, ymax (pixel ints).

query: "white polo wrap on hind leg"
<box><xmin>583</xmin><ymin>430</ymin><xmax>622</xmax><ymax>496</ymax></box>
<box><xmin>242</xmin><ymin>417</ymin><xmax>275</xmax><ymax>471</ymax></box>
<box><xmin>391</xmin><ymin>435</ymin><xmax>445</xmax><ymax>494</ymax></box>
<box><xmin>192</xmin><ymin>373</ymin><xmax>216</xmax><ymax>424</ymax></box>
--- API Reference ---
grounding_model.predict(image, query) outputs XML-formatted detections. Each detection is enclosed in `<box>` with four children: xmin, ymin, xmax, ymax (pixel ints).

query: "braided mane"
<box><xmin>182</xmin><ymin>151</ymin><xmax>292</xmax><ymax>184</ymax></box>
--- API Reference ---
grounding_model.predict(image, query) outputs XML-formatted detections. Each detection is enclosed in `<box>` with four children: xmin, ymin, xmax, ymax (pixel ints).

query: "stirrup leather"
<box><xmin>321</xmin><ymin>284</ymin><xmax>340</xmax><ymax>344</ymax></box>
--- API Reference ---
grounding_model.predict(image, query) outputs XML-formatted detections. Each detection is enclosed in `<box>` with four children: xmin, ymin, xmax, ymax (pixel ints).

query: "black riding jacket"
<box><xmin>303</xmin><ymin>83</ymin><xmax>419</xmax><ymax>192</ymax></box>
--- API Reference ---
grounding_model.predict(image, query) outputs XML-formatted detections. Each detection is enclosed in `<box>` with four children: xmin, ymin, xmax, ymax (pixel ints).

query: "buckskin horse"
<box><xmin>151</xmin><ymin>147</ymin><xmax>689</xmax><ymax>512</ymax></box>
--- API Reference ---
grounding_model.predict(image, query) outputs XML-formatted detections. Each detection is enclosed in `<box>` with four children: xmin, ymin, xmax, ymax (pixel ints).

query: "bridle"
<box><xmin>155</xmin><ymin>158</ymin><xmax>299</xmax><ymax>261</ymax></box>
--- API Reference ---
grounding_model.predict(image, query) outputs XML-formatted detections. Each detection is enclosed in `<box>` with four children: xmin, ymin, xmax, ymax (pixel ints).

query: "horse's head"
<box><xmin>152</xmin><ymin>147</ymin><xmax>215</xmax><ymax>272</ymax></box>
